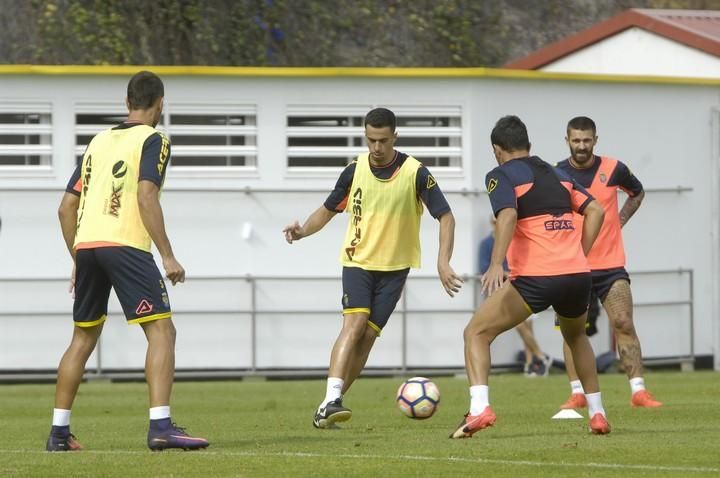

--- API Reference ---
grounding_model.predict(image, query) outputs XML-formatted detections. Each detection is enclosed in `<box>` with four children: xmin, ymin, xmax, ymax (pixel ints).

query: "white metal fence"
<box><xmin>0</xmin><ymin>269</ymin><xmax>694</xmax><ymax>381</ymax></box>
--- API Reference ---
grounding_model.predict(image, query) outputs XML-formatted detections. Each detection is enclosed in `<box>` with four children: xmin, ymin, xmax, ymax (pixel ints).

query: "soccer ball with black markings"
<box><xmin>396</xmin><ymin>377</ymin><xmax>440</xmax><ymax>419</ymax></box>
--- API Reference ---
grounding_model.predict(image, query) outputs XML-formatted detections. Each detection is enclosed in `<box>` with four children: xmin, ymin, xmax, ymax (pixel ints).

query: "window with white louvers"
<box><xmin>286</xmin><ymin>105</ymin><xmax>463</xmax><ymax>170</ymax></box>
<box><xmin>74</xmin><ymin>103</ymin><xmax>258</xmax><ymax>169</ymax></box>
<box><xmin>0</xmin><ymin>102</ymin><xmax>52</xmax><ymax>167</ymax></box>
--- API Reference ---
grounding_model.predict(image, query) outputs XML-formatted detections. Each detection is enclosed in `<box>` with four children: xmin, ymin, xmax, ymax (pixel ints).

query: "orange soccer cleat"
<box><xmin>631</xmin><ymin>390</ymin><xmax>663</xmax><ymax>408</ymax></box>
<box><xmin>560</xmin><ymin>393</ymin><xmax>587</xmax><ymax>409</ymax></box>
<box><xmin>589</xmin><ymin>413</ymin><xmax>611</xmax><ymax>435</ymax></box>
<box><xmin>449</xmin><ymin>406</ymin><xmax>497</xmax><ymax>439</ymax></box>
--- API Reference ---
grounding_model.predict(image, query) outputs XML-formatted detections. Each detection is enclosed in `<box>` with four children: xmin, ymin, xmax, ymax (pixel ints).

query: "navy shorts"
<box><xmin>74</xmin><ymin>246</ymin><xmax>172</xmax><ymax>327</ymax></box>
<box><xmin>341</xmin><ymin>266</ymin><xmax>410</xmax><ymax>334</ymax></box>
<box><xmin>511</xmin><ymin>272</ymin><xmax>592</xmax><ymax>319</ymax></box>
<box><xmin>592</xmin><ymin>267</ymin><xmax>630</xmax><ymax>302</ymax></box>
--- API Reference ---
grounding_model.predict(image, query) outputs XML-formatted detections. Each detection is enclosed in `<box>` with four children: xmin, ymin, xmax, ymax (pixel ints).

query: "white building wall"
<box><xmin>0</xmin><ymin>70</ymin><xmax>716</xmax><ymax>372</ymax></box>
<box><xmin>541</xmin><ymin>27</ymin><xmax>720</xmax><ymax>78</ymax></box>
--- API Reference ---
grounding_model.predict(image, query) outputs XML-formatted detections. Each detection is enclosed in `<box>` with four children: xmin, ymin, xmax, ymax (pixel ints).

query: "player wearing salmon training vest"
<box><xmin>283</xmin><ymin>107</ymin><xmax>463</xmax><ymax>429</ymax></box>
<box><xmin>451</xmin><ymin>115</ymin><xmax>611</xmax><ymax>439</ymax></box>
<box><xmin>554</xmin><ymin>115</ymin><xmax>662</xmax><ymax>410</ymax></box>
<box><xmin>48</xmin><ymin>71</ymin><xmax>208</xmax><ymax>453</ymax></box>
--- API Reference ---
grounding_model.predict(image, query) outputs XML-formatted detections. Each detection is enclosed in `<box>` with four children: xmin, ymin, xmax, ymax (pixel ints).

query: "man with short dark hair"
<box><xmin>451</xmin><ymin>115</ymin><xmax>610</xmax><ymax>439</ymax></box>
<box><xmin>555</xmin><ymin>116</ymin><xmax>662</xmax><ymax>409</ymax></box>
<box><xmin>47</xmin><ymin>71</ymin><xmax>209</xmax><ymax>452</ymax></box>
<box><xmin>284</xmin><ymin>107</ymin><xmax>462</xmax><ymax>429</ymax></box>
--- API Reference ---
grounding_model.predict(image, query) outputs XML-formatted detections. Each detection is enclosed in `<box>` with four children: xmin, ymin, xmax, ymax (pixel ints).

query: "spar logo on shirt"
<box><xmin>544</xmin><ymin>219</ymin><xmax>575</xmax><ymax>231</ymax></box>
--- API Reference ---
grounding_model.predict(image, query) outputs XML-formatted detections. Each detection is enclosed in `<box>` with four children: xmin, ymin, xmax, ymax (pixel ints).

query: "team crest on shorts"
<box><xmin>342</xmin><ymin>293</ymin><xmax>349</xmax><ymax>307</ymax></box>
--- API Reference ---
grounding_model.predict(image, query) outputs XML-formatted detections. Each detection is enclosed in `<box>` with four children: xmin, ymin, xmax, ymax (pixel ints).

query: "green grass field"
<box><xmin>1</xmin><ymin>371</ymin><xmax>718</xmax><ymax>477</ymax></box>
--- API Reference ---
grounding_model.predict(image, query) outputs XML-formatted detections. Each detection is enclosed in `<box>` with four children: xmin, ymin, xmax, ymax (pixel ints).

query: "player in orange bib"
<box><xmin>555</xmin><ymin>116</ymin><xmax>662</xmax><ymax>409</ymax></box>
<box><xmin>451</xmin><ymin>115</ymin><xmax>610</xmax><ymax>438</ymax></box>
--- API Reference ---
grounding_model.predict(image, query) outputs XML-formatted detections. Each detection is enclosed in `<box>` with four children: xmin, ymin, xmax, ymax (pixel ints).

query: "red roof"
<box><xmin>505</xmin><ymin>9</ymin><xmax>720</xmax><ymax>69</ymax></box>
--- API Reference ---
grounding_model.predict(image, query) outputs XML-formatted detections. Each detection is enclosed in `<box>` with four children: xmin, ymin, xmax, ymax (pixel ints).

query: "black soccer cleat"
<box><xmin>46</xmin><ymin>427</ymin><xmax>83</xmax><ymax>452</ymax></box>
<box><xmin>147</xmin><ymin>420</ymin><xmax>209</xmax><ymax>451</ymax></box>
<box><xmin>313</xmin><ymin>398</ymin><xmax>352</xmax><ymax>429</ymax></box>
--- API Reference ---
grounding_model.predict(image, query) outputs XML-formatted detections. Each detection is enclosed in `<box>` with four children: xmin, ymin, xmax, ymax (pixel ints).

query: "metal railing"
<box><xmin>623</xmin><ymin>269</ymin><xmax>695</xmax><ymax>371</ymax></box>
<box><xmin>0</xmin><ymin>268</ymin><xmax>695</xmax><ymax>379</ymax></box>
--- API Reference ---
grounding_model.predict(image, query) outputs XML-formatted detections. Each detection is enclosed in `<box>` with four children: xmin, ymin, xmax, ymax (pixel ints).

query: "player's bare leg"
<box><xmin>451</xmin><ymin>284</ymin><xmax>529</xmax><ymax>438</ymax></box>
<box><xmin>558</xmin><ymin>313</ymin><xmax>610</xmax><ymax>434</ymax></box>
<box><xmin>55</xmin><ymin>324</ymin><xmax>103</xmax><ymax>409</ymax></box>
<box><xmin>603</xmin><ymin>280</ymin><xmax>641</xmax><ymax>378</ymax></box>
<box><xmin>142</xmin><ymin>318</ymin><xmax>209</xmax><ymax>450</ymax></box>
<box><xmin>313</xmin><ymin>312</ymin><xmax>368</xmax><ymax>428</ymax></box>
<box><xmin>328</xmin><ymin>312</ymin><xmax>371</xmax><ymax>380</ymax></box>
<box><xmin>48</xmin><ymin>323</ymin><xmax>103</xmax><ymax>451</ymax></box>
<box><xmin>558</xmin><ymin>314</ymin><xmax>598</xmax><ymax>393</ymax></box>
<box><xmin>141</xmin><ymin>318</ymin><xmax>176</xmax><ymax>407</ymax></box>
<box><xmin>464</xmin><ymin>284</ymin><xmax>530</xmax><ymax>385</ymax></box>
<box><xmin>562</xmin><ymin>340</ymin><xmax>578</xmax><ymax>379</ymax></box>
<box><xmin>604</xmin><ymin>280</ymin><xmax>662</xmax><ymax>407</ymax></box>
<box><xmin>559</xmin><ymin>339</ymin><xmax>588</xmax><ymax>409</ymax></box>
<box><xmin>341</xmin><ymin>325</ymin><xmax>378</xmax><ymax>394</ymax></box>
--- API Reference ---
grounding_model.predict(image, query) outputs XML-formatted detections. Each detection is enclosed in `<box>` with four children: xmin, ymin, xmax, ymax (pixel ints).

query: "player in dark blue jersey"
<box><xmin>451</xmin><ymin>115</ymin><xmax>610</xmax><ymax>439</ymax></box>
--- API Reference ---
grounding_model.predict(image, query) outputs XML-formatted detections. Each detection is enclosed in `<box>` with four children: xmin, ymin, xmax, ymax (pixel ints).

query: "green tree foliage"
<box><xmin>0</xmin><ymin>0</ymin><xmax>709</xmax><ymax>66</ymax></box>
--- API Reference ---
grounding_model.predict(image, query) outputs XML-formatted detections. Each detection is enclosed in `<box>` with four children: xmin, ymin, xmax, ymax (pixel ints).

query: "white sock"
<box><xmin>570</xmin><ymin>380</ymin><xmax>585</xmax><ymax>395</ymax></box>
<box><xmin>585</xmin><ymin>392</ymin><xmax>606</xmax><ymax>417</ymax></box>
<box><xmin>629</xmin><ymin>377</ymin><xmax>646</xmax><ymax>394</ymax></box>
<box><xmin>149</xmin><ymin>406</ymin><xmax>171</xmax><ymax>420</ymax></box>
<box><xmin>469</xmin><ymin>385</ymin><xmax>489</xmax><ymax>415</ymax></box>
<box><xmin>52</xmin><ymin>408</ymin><xmax>71</xmax><ymax>427</ymax></box>
<box><xmin>319</xmin><ymin>377</ymin><xmax>344</xmax><ymax>409</ymax></box>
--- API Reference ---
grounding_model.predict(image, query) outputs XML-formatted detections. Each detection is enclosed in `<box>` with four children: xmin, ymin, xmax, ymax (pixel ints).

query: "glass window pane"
<box><xmin>75</xmin><ymin>108</ymin><xmax>257</xmax><ymax>169</ymax></box>
<box><xmin>287</xmin><ymin>109</ymin><xmax>461</xmax><ymax>169</ymax></box>
<box><xmin>0</xmin><ymin>109</ymin><xmax>52</xmax><ymax>166</ymax></box>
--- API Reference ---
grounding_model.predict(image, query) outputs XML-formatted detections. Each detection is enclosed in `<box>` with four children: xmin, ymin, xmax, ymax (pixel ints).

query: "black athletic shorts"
<box><xmin>511</xmin><ymin>272</ymin><xmax>592</xmax><ymax>319</ymax></box>
<box><xmin>341</xmin><ymin>266</ymin><xmax>410</xmax><ymax>334</ymax></box>
<box><xmin>592</xmin><ymin>267</ymin><xmax>630</xmax><ymax>302</ymax></box>
<box><xmin>74</xmin><ymin>246</ymin><xmax>172</xmax><ymax>327</ymax></box>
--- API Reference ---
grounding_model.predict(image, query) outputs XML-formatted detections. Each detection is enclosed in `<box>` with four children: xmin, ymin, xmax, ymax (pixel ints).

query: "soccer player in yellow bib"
<box><xmin>47</xmin><ymin>71</ymin><xmax>208</xmax><ymax>452</ymax></box>
<box><xmin>283</xmin><ymin>108</ymin><xmax>463</xmax><ymax>429</ymax></box>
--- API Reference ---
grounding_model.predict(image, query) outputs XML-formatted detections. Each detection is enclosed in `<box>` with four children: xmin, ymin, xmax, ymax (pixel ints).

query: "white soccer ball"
<box><xmin>396</xmin><ymin>377</ymin><xmax>440</xmax><ymax>419</ymax></box>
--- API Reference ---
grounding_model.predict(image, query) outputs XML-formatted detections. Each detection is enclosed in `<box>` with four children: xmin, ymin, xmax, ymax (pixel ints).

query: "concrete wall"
<box><xmin>0</xmin><ymin>69</ymin><xmax>715</xmax><ymax>372</ymax></box>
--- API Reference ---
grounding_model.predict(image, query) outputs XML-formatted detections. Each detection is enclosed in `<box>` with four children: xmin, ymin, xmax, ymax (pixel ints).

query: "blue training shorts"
<box><xmin>511</xmin><ymin>272</ymin><xmax>592</xmax><ymax>319</ymax></box>
<box><xmin>74</xmin><ymin>246</ymin><xmax>172</xmax><ymax>327</ymax></box>
<box><xmin>341</xmin><ymin>266</ymin><xmax>409</xmax><ymax>334</ymax></box>
<box><xmin>591</xmin><ymin>267</ymin><xmax>631</xmax><ymax>302</ymax></box>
